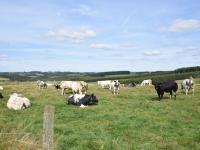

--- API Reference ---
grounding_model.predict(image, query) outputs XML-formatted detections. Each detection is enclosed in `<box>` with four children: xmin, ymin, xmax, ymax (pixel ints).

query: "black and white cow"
<box><xmin>67</xmin><ymin>94</ymin><xmax>98</xmax><ymax>107</ymax></box>
<box><xmin>36</xmin><ymin>80</ymin><xmax>47</xmax><ymax>89</ymax></box>
<box><xmin>153</xmin><ymin>80</ymin><xmax>178</xmax><ymax>100</ymax></box>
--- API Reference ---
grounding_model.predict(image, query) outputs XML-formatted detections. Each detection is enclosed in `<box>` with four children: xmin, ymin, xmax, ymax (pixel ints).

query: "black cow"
<box><xmin>54</xmin><ymin>84</ymin><xmax>61</xmax><ymax>90</ymax></box>
<box><xmin>67</xmin><ymin>94</ymin><xmax>98</xmax><ymax>106</ymax></box>
<box><xmin>0</xmin><ymin>93</ymin><xmax>3</xmax><ymax>99</ymax></box>
<box><xmin>153</xmin><ymin>81</ymin><xmax>178</xmax><ymax>100</ymax></box>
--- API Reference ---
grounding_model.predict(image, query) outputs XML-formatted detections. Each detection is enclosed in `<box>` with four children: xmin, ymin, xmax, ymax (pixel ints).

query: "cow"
<box><xmin>7</xmin><ymin>93</ymin><xmax>31</xmax><ymax>110</ymax></box>
<box><xmin>153</xmin><ymin>80</ymin><xmax>178</xmax><ymax>100</ymax></box>
<box><xmin>71</xmin><ymin>81</ymin><xmax>88</xmax><ymax>95</ymax></box>
<box><xmin>111</xmin><ymin>80</ymin><xmax>120</xmax><ymax>95</ymax></box>
<box><xmin>60</xmin><ymin>81</ymin><xmax>73</xmax><ymax>95</ymax></box>
<box><xmin>141</xmin><ymin>79</ymin><xmax>152</xmax><ymax>86</ymax></box>
<box><xmin>60</xmin><ymin>81</ymin><xmax>88</xmax><ymax>95</ymax></box>
<box><xmin>98</xmin><ymin>80</ymin><xmax>112</xmax><ymax>89</ymax></box>
<box><xmin>124</xmin><ymin>82</ymin><xmax>137</xmax><ymax>88</ymax></box>
<box><xmin>67</xmin><ymin>93</ymin><xmax>98</xmax><ymax>107</ymax></box>
<box><xmin>36</xmin><ymin>80</ymin><xmax>47</xmax><ymax>89</ymax></box>
<box><xmin>181</xmin><ymin>77</ymin><xmax>195</xmax><ymax>96</ymax></box>
<box><xmin>0</xmin><ymin>93</ymin><xmax>3</xmax><ymax>99</ymax></box>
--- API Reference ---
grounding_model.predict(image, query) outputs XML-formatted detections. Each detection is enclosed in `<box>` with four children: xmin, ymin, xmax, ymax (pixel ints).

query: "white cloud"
<box><xmin>0</xmin><ymin>54</ymin><xmax>8</xmax><ymax>60</ymax></box>
<box><xmin>119</xmin><ymin>43</ymin><xmax>137</xmax><ymax>49</ymax></box>
<box><xmin>160</xmin><ymin>19</ymin><xmax>200</xmax><ymax>32</ymax></box>
<box><xmin>47</xmin><ymin>27</ymin><xmax>96</xmax><ymax>42</ymax></box>
<box><xmin>72</xmin><ymin>4</ymin><xmax>96</xmax><ymax>16</ymax></box>
<box><xmin>90</xmin><ymin>43</ymin><xmax>113</xmax><ymax>49</ymax></box>
<box><xmin>143</xmin><ymin>51</ymin><xmax>161</xmax><ymax>56</ymax></box>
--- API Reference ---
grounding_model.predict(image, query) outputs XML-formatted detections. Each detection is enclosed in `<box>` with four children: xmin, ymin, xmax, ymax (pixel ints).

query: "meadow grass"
<box><xmin>0</xmin><ymin>80</ymin><xmax>200</xmax><ymax>149</ymax></box>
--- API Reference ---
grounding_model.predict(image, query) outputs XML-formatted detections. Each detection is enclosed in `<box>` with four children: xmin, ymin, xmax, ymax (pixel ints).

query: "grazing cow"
<box><xmin>60</xmin><ymin>81</ymin><xmax>88</xmax><ymax>95</ymax></box>
<box><xmin>71</xmin><ymin>81</ymin><xmax>88</xmax><ymax>95</ymax></box>
<box><xmin>181</xmin><ymin>77</ymin><xmax>195</xmax><ymax>96</ymax></box>
<box><xmin>98</xmin><ymin>80</ymin><xmax>112</xmax><ymax>89</ymax></box>
<box><xmin>111</xmin><ymin>80</ymin><xmax>120</xmax><ymax>95</ymax></box>
<box><xmin>36</xmin><ymin>80</ymin><xmax>47</xmax><ymax>89</ymax></box>
<box><xmin>60</xmin><ymin>81</ymin><xmax>73</xmax><ymax>95</ymax></box>
<box><xmin>0</xmin><ymin>93</ymin><xmax>3</xmax><ymax>99</ymax></box>
<box><xmin>0</xmin><ymin>86</ymin><xmax>3</xmax><ymax>90</ymax></box>
<box><xmin>141</xmin><ymin>79</ymin><xmax>152</xmax><ymax>86</ymax></box>
<box><xmin>7</xmin><ymin>93</ymin><xmax>31</xmax><ymax>110</ymax></box>
<box><xmin>67</xmin><ymin>93</ymin><xmax>98</xmax><ymax>107</ymax></box>
<box><xmin>153</xmin><ymin>81</ymin><xmax>178</xmax><ymax>100</ymax></box>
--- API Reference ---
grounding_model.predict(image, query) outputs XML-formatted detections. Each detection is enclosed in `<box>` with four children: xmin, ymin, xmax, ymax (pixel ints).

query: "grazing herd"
<box><xmin>0</xmin><ymin>76</ymin><xmax>197</xmax><ymax>110</ymax></box>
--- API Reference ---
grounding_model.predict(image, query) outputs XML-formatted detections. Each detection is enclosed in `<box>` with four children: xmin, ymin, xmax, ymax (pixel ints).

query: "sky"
<box><xmin>0</xmin><ymin>0</ymin><xmax>200</xmax><ymax>72</ymax></box>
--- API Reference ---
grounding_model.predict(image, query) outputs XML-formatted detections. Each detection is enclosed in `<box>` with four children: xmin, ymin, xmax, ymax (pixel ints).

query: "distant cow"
<box><xmin>111</xmin><ymin>80</ymin><xmax>120</xmax><ymax>95</ymax></box>
<box><xmin>124</xmin><ymin>82</ymin><xmax>137</xmax><ymax>88</ymax></box>
<box><xmin>98</xmin><ymin>80</ymin><xmax>112</xmax><ymax>89</ymax></box>
<box><xmin>181</xmin><ymin>77</ymin><xmax>195</xmax><ymax>96</ymax></box>
<box><xmin>153</xmin><ymin>81</ymin><xmax>178</xmax><ymax>100</ymax></box>
<box><xmin>141</xmin><ymin>79</ymin><xmax>152</xmax><ymax>86</ymax></box>
<box><xmin>67</xmin><ymin>94</ymin><xmax>98</xmax><ymax>107</ymax></box>
<box><xmin>36</xmin><ymin>80</ymin><xmax>47</xmax><ymax>89</ymax></box>
<box><xmin>7</xmin><ymin>93</ymin><xmax>31</xmax><ymax>110</ymax></box>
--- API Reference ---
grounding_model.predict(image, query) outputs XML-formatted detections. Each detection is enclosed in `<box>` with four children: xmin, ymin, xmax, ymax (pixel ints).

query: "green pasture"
<box><xmin>0</xmin><ymin>80</ymin><xmax>199</xmax><ymax>149</ymax></box>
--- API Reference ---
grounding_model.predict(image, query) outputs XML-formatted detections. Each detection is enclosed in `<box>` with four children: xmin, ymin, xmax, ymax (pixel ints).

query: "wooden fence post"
<box><xmin>43</xmin><ymin>105</ymin><xmax>54</xmax><ymax>150</ymax></box>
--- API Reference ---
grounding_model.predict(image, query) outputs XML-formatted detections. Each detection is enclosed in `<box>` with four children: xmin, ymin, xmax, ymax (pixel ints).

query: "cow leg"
<box><xmin>170</xmin><ymin>91</ymin><xmax>172</xmax><ymax>99</ymax></box>
<box><xmin>61</xmin><ymin>88</ymin><xmax>65</xmax><ymax>95</ymax></box>
<box><xmin>192</xmin><ymin>88</ymin><xmax>194</xmax><ymax>96</ymax></box>
<box><xmin>174</xmin><ymin>92</ymin><xmax>176</xmax><ymax>100</ymax></box>
<box><xmin>186</xmin><ymin>89</ymin><xmax>188</xmax><ymax>95</ymax></box>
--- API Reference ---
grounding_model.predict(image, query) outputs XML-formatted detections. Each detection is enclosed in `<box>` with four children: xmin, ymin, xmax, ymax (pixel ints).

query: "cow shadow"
<box><xmin>151</xmin><ymin>96</ymin><xmax>171</xmax><ymax>101</ymax></box>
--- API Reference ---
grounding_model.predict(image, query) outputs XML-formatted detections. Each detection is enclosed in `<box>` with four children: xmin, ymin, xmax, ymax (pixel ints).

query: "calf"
<box><xmin>67</xmin><ymin>94</ymin><xmax>98</xmax><ymax>107</ymax></box>
<box><xmin>153</xmin><ymin>81</ymin><xmax>178</xmax><ymax>100</ymax></box>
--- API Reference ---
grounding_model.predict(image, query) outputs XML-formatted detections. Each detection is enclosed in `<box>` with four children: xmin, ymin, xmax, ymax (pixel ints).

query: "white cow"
<box><xmin>98</xmin><ymin>80</ymin><xmax>112</xmax><ymax>89</ymax></box>
<box><xmin>111</xmin><ymin>80</ymin><xmax>120</xmax><ymax>95</ymax></box>
<box><xmin>0</xmin><ymin>86</ymin><xmax>3</xmax><ymax>90</ymax></box>
<box><xmin>60</xmin><ymin>81</ymin><xmax>88</xmax><ymax>95</ymax></box>
<box><xmin>182</xmin><ymin>77</ymin><xmax>195</xmax><ymax>96</ymax></box>
<box><xmin>60</xmin><ymin>81</ymin><xmax>73</xmax><ymax>95</ymax></box>
<box><xmin>141</xmin><ymin>79</ymin><xmax>152</xmax><ymax>86</ymax></box>
<box><xmin>71</xmin><ymin>81</ymin><xmax>88</xmax><ymax>94</ymax></box>
<box><xmin>7</xmin><ymin>93</ymin><xmax>31</xmax><ymax>110</ymax></box>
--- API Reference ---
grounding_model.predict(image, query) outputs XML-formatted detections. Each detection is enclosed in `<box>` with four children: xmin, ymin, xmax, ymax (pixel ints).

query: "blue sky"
<box><xmin>0</xmin><ymin>0</ymin><xmax>200</xmax><ymax>72</ymax></box>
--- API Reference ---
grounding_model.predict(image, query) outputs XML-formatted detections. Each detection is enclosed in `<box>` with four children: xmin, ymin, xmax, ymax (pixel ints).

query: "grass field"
<box><xmin>0</xmin><ymin>80</ymin><xmax>200</xmax><ymax>150</ymax></box>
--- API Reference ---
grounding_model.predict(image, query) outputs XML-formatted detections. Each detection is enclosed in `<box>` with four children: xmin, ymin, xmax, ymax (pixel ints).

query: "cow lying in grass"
<box><xmin>153</xmin><ymin>81</ymin><xmax>178</xmax><ymax>100</ymax></box>
<box><xmin>7</xmin><ymin>93</ymin><xmax>31</xmax><ymax>110</ymax></box>
<box><xmin>67</xmin><ymin>94</ymin><xmax>98</xmax><ymax>107</ymax></box>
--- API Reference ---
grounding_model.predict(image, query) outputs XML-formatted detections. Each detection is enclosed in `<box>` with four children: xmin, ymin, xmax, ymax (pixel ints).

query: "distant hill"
<box><xmin>0</xmin><ymin>66</ymin><xmax>200</xmax><ymax>82</ymax></box>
